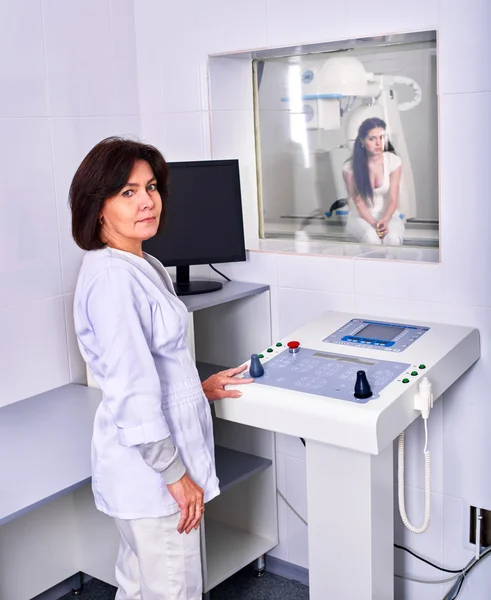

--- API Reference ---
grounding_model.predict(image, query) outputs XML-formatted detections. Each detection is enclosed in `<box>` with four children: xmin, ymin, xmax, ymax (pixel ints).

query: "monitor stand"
<box><xmin>174</xmin><ymin>265</ymin><xmax>223</xmax><ymax>296</ymax></box>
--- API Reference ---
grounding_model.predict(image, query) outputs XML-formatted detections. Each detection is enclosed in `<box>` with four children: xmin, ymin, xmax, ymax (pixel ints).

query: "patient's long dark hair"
<box><xmin>350</xmin><ymin>117</ymin><xmax>396</xmax><ymax>203</ymax></box>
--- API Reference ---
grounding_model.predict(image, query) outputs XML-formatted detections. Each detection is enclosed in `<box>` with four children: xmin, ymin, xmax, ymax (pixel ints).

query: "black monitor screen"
<box><xmin>142</xmin><ymin>159</ymin><xmax>246</xmax><ymax>267</ymax></box>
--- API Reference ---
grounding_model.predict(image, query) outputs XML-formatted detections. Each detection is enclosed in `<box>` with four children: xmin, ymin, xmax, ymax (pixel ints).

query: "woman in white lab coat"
<box><xmin>343</xmin><ymin>117</ymin><xmax>405</xmax><ymax>246</ymax></box>
<box><xmin>70</xmin><ymin>137</ymin><xmax>253</xmax><ymax>600</ymax></box>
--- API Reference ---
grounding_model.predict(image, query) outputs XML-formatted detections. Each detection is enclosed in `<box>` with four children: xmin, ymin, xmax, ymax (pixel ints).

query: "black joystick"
<box><xmin>354</xmin><ymin>370</ymin><xmax>372</xmax><ymax>399</ymax></box>
<box><xmin>249</xmin><ymin>354</ymin><xmax>265</xmax><ymax>378</ymax></box>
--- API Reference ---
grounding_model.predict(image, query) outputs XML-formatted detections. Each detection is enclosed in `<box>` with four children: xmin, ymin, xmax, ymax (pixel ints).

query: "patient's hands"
<box><xmin>376</xmin><ymin>218</ymin><xmax>389</xmax><ymax>238</ymax></box>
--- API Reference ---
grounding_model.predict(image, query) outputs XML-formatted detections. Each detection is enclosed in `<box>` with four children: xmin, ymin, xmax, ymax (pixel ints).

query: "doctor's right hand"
<box><xmin>167</xmin><ymin>474</ymin><xmax>205</xmax><ymax>534</ymax></box>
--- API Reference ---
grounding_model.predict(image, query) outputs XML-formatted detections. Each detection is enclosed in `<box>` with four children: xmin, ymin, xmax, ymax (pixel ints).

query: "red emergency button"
<box><xmin>287</xmin><ymin>341</ymin><xmax>300</xmax><ymax>353</ymax></box>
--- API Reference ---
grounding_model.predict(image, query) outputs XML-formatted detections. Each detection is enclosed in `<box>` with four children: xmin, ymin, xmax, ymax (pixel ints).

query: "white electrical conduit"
<box><xmin>475</xmin><ymin>507</ymin><xmax>482</xmax><ymax>560</ymax></box>
<box><xmin>398</xmin><ymin>377</ymin><xmax>433</xmax><ymax>534</ymax></box>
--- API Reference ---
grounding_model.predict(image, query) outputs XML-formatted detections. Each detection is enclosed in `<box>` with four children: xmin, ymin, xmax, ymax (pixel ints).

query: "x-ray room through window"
<box><xmin>253</xmin><ymin>32</ymin><xmax>439</xmax><ymax>254</ymax></box>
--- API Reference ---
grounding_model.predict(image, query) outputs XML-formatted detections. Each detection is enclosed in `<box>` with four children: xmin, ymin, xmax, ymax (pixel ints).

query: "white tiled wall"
<box><xmin>134</xmin><ymin>0</ymin><xmax>491</xmax><ymax>596</ymax></box>
<box><xmin>0</xmin><ymin>119</ymin><xmax>61</xmax><ymax>309</ymax></box>
<box><xmin>50</xmin><ymin>116</ymin><xmax>141</xmax><ymax>293</ymax></box>
<box><xmin>266</xmin><ymin>0</ymin><xmax>347</xmax><ymax>47</ymax></box>
<box><xmin>440</xmin><ymin>92</ymin><xmax>491</xmax><ymax>307</ymax></box>
<box><xmin>0</xmin><ymin>0</ymin><xmax>47</xmax><ymax>118</ymax></box>
<box><xmin>346</xmin><ymin>0</ymin><xmax>438</xmax><ymax>39</ymax></box>
<box><xmin>394</xmin><ymin>486</ymin><xmax>444</xmax><ymax>599</ymax></box>
<box><xmin>43</xmin><ymin>0</ymin><xmax>113</xmax><ymax>117</ymax></box>
<box><xmin>0</xmin><ymin>297</ymin><xmax>70</xmax><ymax>407</ymax></box>
<box><xmin>439</xmin><ymin>0</ymin><xmax>491</xmax><ymax>95</ymax></box>
<box><xmin>3</xmin><ymin>0</ymin><xmax>489</xmax><ymax>596</ymax></box>
<box><xmin>198</xmin><ymin>0</ymin><xmax>268</xmax><ymax>55</ymax></box>
<box><xmin>0</xmin><ymin>0</ymin><xmax>141</xmax><ymax>406</ymax></box>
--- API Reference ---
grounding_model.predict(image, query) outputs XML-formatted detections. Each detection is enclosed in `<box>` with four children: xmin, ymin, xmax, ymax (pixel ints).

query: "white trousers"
<box><xmin>346</xmin><ymin>214</ymin><xmax>405</xmax><ymax>246</ymax></box>
<box><xmin>114</xmin><ymin>512</ymin><xmax>202</xmax><ymax>600</ymax></box>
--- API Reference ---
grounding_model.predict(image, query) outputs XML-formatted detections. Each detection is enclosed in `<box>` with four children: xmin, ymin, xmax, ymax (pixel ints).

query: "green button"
<box><xmin>267</xmin><ymin>348</ymin><xmax>273</xmax><ymax>353</ymax></box>
<box><xmin>419</xmin><ymin>364</ymin><xmax>426</xmax><ymax>370</ymax></box>
<box><xmin>258</xmin><ymin>354</ymin><xmax>264</xmax><ymax>359</ymax></box>
<box><xmin>402</xmin><ymin>378</ymin><xmax>410</xmax><ymax>383</ymax></box>
<box><xmin>411</xmin><ymin>371</ymin><xmax>418</xmax><ymax>376</ymax></box>
<box><xmin>276</xmin><ymin>342</ymin><xmax>283</xmax><ymax>347</ymax></box>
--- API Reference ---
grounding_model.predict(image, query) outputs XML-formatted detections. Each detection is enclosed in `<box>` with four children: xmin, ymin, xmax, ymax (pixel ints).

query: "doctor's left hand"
<box><xmin>202</xmin><ymin>364</ymin><xmax>254</xmax><ymax>402</ymax></box>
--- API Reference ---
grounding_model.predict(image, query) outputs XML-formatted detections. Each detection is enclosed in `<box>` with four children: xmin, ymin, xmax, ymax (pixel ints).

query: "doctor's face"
<box><xmin>100</xmin><ymin>160</ymin><xmax>162</xmax><ymax>248</ymax></box>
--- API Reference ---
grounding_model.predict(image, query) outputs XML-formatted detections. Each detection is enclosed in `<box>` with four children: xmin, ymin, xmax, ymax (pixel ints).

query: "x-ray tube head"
<box><xmin>318</xmin><ymin>56</ymin><xmax>370</xmax><ymax>97</ymax></box>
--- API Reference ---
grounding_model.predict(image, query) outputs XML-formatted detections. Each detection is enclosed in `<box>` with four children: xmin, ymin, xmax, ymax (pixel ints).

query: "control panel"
<box><xmin>221</xmin><ymin>311</ymin><xmax>479</xmax><ymax>454</ymax></box>
<box><xmin>323</xmin><ymin>318</ymin><xmax>429</xmax><ymax>352</ymax></box>
<box><xmin>245</xmin><ymin>346</ymin><xmax>410</xmax><ymax>404</ymax></box>
<box><xmin>243</xmin><ymin>319</ymin><xmax>433</xmax><ymax>405</ymax></box>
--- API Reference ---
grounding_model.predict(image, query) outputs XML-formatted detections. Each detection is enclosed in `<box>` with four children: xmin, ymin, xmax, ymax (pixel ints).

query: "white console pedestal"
<box><xmin>221</xmin><ymin>311</ymin><xmax>480</xmax><ymax>600</ymax></box>
<box><xmin>306</xmin><ymin>440</ymin><xmax>393</xmax><ymax>600</ymax></box>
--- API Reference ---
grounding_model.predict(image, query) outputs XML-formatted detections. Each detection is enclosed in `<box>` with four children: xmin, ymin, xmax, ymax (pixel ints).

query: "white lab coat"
<box><xmin>74</xmin><ymin>247</ymin><xmax>220</xmax><ymax>519</ymax></box>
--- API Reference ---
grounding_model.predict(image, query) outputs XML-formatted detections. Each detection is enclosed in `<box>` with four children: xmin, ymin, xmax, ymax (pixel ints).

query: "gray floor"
<box><xmin>59</xmin><ymin>567</ymin><xmax>309</xmax><ymax>600</ymax></box>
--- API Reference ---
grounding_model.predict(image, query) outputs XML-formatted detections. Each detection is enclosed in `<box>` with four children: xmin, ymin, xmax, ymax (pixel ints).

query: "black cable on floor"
<box><xmin>209</xmin><ymin>264</ymin><xmax>231</xmax><ymax>281</ymax></box>
<box><xmin>451</xmin><ymin>575</ymin><xmax>465</xmax><ymax>599</ymax></box>
<box><xmin>394</xmin><ymin>543</ymin><xmax>461</xmax><ymax>574</ymax></box>
<box><xmin>446</xmin><ymin>547</ymin><xmax>491</xmax><ymax>600</ymax></box>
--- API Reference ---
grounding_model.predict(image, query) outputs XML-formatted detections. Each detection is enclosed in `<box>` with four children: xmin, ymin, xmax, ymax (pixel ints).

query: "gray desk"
<box><xmin>0</xmin><ymin>384</ymin><xmax>271</xmax><ymax>527</ymax></box>
<box><xmin>181</xmin><ymin>281</ymin><xmax>269</xmax><ymax>312</ymax></box>
<box><xmin>0</xmin><ymin>384</ymin><xmax>101</xmax><ymax>526</ymax></box>
<box><xmin>0</xmin><ymin>282</ymin><xmax>270</xmax><ymax>528</ymax></box>
<box><xmin>0</xmin><ymin>281</ymin><xmax>275</xmax><ymax>600</ymax></box>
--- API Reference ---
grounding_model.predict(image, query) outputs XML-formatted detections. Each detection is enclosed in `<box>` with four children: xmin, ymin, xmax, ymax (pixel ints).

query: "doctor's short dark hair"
<box><xmin>70</xmin><ymin>136</ymin><xmax>169</xmax><ymax>251</ymax></box>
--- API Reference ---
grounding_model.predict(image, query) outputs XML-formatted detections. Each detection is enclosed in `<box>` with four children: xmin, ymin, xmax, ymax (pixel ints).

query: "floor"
<box><xmin>59</xmin><ymin>567</ymin><xmax>309</xmax><ymax>600</ymax></box>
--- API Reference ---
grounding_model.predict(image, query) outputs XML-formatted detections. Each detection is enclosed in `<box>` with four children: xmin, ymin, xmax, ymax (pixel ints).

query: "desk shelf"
<box><xmin>196</xmin><ymin>361</ymin><xmax>226</xmax><ymax>382</ymax></box>
<box><xmin>215</xmin><ymin>446</ymin><xmax>272</xmax><ymax>494</ymax></box>
<box><xmin>204</xmin><ymin>520</ymin><xmax>276</xmax><ymax>591</ymax></box>
<box><xmin>0</xmin><ymin>281</ymin><xmax>276</xmax><ymax>600</ymax></box>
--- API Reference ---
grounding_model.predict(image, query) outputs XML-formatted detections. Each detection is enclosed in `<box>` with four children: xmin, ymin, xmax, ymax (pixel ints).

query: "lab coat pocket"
<box><xmin>165</xmin><ymin>395</ymin><xmax>215</xmax><ymax>488</ymax></box>
<box><xmin>172</xmin><ymin>427</ymin><xmax>214</xmax><ymax>488</ymax></box>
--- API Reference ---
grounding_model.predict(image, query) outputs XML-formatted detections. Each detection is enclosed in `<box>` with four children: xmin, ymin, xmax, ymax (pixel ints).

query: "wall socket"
<box><xmin>469</xmin><ymin>506</ymin><xmax>491</xmax><ymax>547</ymax></box>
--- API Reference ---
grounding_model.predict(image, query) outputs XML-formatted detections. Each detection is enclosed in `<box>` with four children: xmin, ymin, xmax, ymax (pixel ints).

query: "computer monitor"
<box><xmin>142</xmin><ymin>159</ymin><xmax>246</xmax><ymax>296</ymax></box>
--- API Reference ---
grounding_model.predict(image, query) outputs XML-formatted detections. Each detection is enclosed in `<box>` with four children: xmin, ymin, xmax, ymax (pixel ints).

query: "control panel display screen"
<box><xmin>357</xmin><ymin>324</ymin><xmax>401</xmax><ymax>342</ymax></box>
<box><xmin>323</xmin><ymin>318</ymin><xmax>430</xmax><ymax>352</ymax></box>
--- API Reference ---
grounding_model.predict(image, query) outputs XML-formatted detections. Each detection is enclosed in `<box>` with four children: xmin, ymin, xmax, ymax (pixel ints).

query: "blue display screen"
<box><xmin>357</xmin><ymin>324</ymin><xmax>401</xmax><ymax>341</ymax></box>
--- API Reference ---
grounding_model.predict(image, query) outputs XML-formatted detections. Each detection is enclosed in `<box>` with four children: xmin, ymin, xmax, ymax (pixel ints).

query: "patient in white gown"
<box><xmin>342</xmin><ymin>117</ymin><xmax>405</xmax><ymax>246</ymax></box>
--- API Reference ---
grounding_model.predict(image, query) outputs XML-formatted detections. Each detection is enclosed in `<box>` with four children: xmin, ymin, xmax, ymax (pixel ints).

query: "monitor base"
<box><xmin>174</xmin><ymin>280</ymin><xmax>223</xmax><ymax>296</ymax></box>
